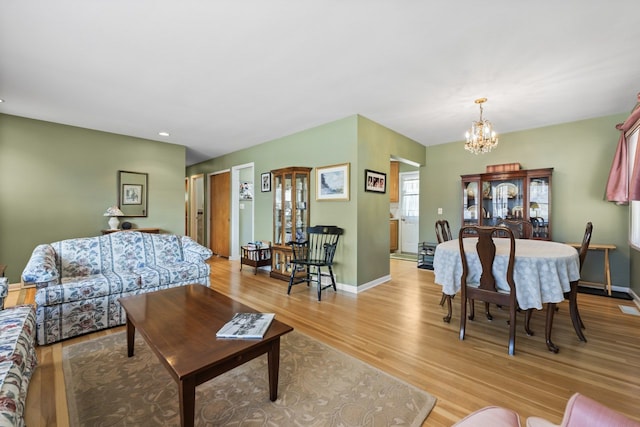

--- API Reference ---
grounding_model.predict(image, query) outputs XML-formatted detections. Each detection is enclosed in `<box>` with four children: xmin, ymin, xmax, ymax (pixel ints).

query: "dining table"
<box><xmin>433</xmin><ymin>237</ymin><xmax>582</xmax><ymax>352</ymax></box>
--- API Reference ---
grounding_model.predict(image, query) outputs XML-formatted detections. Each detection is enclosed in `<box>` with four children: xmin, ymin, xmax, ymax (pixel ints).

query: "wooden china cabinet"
<box><xmin>270</xmin><ymin>166</ymin><xmax>312</xmax><ymax>281</ymax></box>
<box><xmin>461</xmin><ymin>167</ymin><xmax>553</xmax><ymax>240</ymax></box>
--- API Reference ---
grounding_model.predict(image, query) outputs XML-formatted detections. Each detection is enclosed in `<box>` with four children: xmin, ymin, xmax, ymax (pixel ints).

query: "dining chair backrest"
<box><xmin>578</xmin><ymin>222</ymin><xmax>593</xmax><ymax>272</ymax></box>
<box><xmin>435</xmin><ymin>220</ymin><xmax>453</xmax><ymax>243</ymax></box>
<box><xmin>496</xmin><ymin>218</ymin><xmax>533</xmax><ymax>239</ymax></box>
<box><xmin>290</xmin><ymin>225</ymin><xmax>343</xmax><ymax>265</ymax></box>
<box><xmin>458</xmin><ymin>225</ymin><xmax>518</xmax><ymax>355</ymax></box>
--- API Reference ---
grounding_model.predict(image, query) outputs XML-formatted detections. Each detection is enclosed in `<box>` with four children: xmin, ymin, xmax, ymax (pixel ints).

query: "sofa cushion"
<box><xmin>138</xmin><ymin>262</ymin><xmax>209</xmax><ymax>288</ymax></box>
<box><xmin>53</xmin><ymin>237</ymin><xmax>105</xmax><ymax>279</ymax></box>
<box><xmin>35</xmin><ymin>272</ymin><xmax>140</xmax><ymax>307</ymax></box>
<box><xmin>101</xmin><ymin>232</ymin><xmax>147</xmax><ymax>273</ymax></box>
<box><xmin>142</xmin><ymin>233</ymin><xmax>183</xmax><ymax>265</ymax></box>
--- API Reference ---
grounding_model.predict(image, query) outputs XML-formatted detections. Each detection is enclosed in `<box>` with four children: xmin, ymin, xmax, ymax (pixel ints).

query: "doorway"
<box><xmin>230</xmin><ymin>163</ymin><xmax>255</xmax><ymax>260</ymax></box>
<box><xmin>399</xmin><ymin>171</ymin><xmax>419</xmax><ymax>254</ymax></box>
<box><xmin>189</xmin><ymin>174</ymin><xmax>205</xmax><ymax>245</ymax></box>
<box><xmin>209</xmin><ymin>171</ymin><xmax>231</xmax><ymax>257</ymax></box>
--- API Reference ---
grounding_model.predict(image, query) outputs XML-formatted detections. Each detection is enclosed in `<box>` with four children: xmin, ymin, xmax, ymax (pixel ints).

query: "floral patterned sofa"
<box><xmin>0</xmin><ymin>277</ymin><xmax>37</xmax><ymax>427</ymax></box>
<box><xmin>21</xmin><ymin>231</ymin><xmax>213</xmax><ymax>345</ymax></box>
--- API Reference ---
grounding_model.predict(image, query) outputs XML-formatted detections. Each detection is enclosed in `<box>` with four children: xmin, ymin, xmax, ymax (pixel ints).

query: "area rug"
<box><xmin>63</xmin><ymin>331</ymin><xmax>436</xmax><ymax>426</ymax></box>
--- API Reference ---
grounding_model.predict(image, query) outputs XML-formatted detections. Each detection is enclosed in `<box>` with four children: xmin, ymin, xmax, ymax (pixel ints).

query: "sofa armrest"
<box><xmin>0</xmin><ymin>278</ymin><xmax>7</xmax><ymax>310</ymax></box>
<box><xmin>181</xmin><ymin>236</ymin><xmax>213</xmax><ymax>264</ymax></box>
<box><xmin>21</xmin><ymin>244</ymin><xmax>59</xmax><ymax>288</ymax></box>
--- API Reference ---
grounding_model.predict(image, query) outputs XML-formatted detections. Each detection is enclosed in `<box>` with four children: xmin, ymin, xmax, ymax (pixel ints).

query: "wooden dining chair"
<box><xmin>496</xmin><ymin>218</ymin><xmax>533</xmax><ymax>239</ymax></box>
<box><xmin>287</xmin><ymin>225</ymin><xmax>343</xmax><ymax>301</ymax></box>
<box><xmin>566</xmin><ymin>221</ymin><xmax>593</xmax><ymax>340</ymax></box>
<box><xmin>435</xmin><ymin>220</ymin><xmax>455</xmax><ymax>314</ymax></box>
<box><xmin>435</xmin><ymin>219</ymin><xmax>452</xmax><ymax>244</ymax></box>
<box><xmin>459</xmin><ymin>225</ymin><xmax>519</xmax><ymax>355</ymax></box>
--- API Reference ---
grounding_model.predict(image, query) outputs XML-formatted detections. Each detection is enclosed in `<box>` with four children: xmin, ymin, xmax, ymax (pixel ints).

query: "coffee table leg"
<box><xmin>267</xmin><ymin>338</ymin><xmax>281</xmax><ymax>402</ymax></box>
<box><xmin>179</xmin><ymin>377</ymin><xmax>196</xmax><ymax>427</ymax></box>
<box><xmin>126</xmin><ymin>318</ymin><xmax>135</xmax><ymax>357</ymax></box>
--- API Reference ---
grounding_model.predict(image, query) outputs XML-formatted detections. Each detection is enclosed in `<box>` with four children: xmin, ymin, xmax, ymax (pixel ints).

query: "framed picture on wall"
<box><xmin>365</xmin><ymin>169</ymin><xmax>386</xmax><ymax>193</ymax></box>
<box><xmin>261</xmin><ymin>172</ymin><xmax>271</xmax><ymax>192</ymax></box>
<box><xmin>122</xmin><ymin>184</ymin><xmax>143</xmax><ymax>204</ymax></box>
<box><xmin>316</xmin><ymin>163</ymin><xmax>350</xmax><ymax>201</ymax></box>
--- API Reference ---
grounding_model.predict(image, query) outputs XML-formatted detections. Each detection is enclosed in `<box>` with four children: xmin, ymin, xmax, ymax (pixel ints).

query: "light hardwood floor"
<box><xmin>20</xmin><ymin>257</ymin><xmax>640</xmax><ymax>426</ymax></box>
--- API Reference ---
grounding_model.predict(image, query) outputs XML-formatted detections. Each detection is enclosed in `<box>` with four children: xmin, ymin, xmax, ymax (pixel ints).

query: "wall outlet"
<box><xmin>437</xmin><ymin>208</ymin><xmax>443</xmax><ymax>215</ymax></box>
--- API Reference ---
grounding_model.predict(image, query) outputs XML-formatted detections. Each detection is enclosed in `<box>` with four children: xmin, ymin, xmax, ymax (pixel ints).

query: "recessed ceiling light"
<box><xmin>158</xmin><ymin>131</ymin><xmax>170</xmax><ymax>137</ymax></box>
<box><xmin>0</xmin><ymin>99</ymin><xmax>5</xmax><ymax>103</ymax></box>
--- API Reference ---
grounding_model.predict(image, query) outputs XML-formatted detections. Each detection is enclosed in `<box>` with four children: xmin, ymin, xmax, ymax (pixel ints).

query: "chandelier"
<box><xmin>465</xmin><ymin>98</ymin><xmax>498</xmax><ymax>154</ymax></box>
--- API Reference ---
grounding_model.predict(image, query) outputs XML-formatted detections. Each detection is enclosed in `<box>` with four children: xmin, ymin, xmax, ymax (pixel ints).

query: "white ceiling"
<box><xmin>1</xmin><ymin>1</ymin><xmax>639</xmax><ymax>166</ymax></box>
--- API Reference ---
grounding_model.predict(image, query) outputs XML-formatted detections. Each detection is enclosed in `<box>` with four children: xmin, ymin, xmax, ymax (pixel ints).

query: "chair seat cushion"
<box><xmin>453</xmin><ymin>406</ymin><xmax>522</xmax><ymax>427</ymax></box>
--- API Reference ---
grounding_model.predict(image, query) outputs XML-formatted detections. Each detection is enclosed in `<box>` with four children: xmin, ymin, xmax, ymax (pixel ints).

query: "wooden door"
<box><xmin>209</xmin><ymin>172</ymin><xmax>231</xmax><ymax>257</ymax></box>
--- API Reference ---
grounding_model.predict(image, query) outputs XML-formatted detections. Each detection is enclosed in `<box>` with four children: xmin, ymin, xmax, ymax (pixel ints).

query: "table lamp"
<box><xmin>103</xmin><ymin>206</ymin><xmax>125</xmax><ymax>230</ymax></box>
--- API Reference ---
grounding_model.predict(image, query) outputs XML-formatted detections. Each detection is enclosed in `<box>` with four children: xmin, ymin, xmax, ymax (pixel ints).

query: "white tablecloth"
<box><xmin>433</xmin><ymin>238</ymin><xmax>580</xmax><ymax>310</ymax></box>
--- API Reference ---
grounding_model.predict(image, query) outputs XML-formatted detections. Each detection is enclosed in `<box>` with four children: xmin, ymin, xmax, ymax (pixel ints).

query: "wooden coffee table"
<box><xmin>118</xmin><ymin>285</ymin><xmax>293</xmax><ymax>427</ymax></box>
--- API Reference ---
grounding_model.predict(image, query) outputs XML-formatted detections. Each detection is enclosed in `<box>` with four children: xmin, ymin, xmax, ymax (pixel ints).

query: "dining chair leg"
<box><xmin>484</xmin><ymin>302</ymin><xmax>493</xmax><ymax>321</ymax></box>
<box><xmin>568</xmin><ymin>280</ymin><xmax>587</xmax><ymax>342</ymax></box>
<box><xmin>459</xmin><ymin>297</ymin><xmax>467</xmax><ymax>341</ymax></box>
<box><xmin>545</xmin><ymin>302</ymin><xmax>559</xmax><ymax>353</ymax></box>
<box><xmin>316</xmin><ymin>267</ymin><xmax>322</xmax><ymax>301</ymax></box>
<box><xmin>508</xmin><ymin>304</ymin><xmax>516</xmax><ymax>356</ymax></box>
<box><xmin>328</xmin><ymin>265</ymin><xmax>337</xmax><ymax>291</ymax></box>
<box><xmin>443</xmin><ymin>295</ymin><xmax>452</xmax><ymax>323</ymax></box>
<box><xmin>524</xmin><ymin>309</ymin><xmax>534</xmax><ymax>336</ymax></box>
<box><xmin>468</xmin><ymin>299</ymin><xmax>475</xmax><ymax>320</ymax></box>
<box><xmin>439</xmin><ymin>293</ymin><xmax>446</xmax><ymax>306</ymax></box>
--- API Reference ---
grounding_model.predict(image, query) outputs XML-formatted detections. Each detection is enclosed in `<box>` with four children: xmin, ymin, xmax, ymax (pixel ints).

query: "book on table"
<box><xmin>216</xmin><ymin>313</ymin><xmax>276</xmax><ymax>339</ymax></box>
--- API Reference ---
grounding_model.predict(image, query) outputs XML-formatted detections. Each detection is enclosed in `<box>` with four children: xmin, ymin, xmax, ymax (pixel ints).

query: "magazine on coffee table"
<box><xmin>216</xmin><ymin>313</ymin><xmax>276</xmax><ymax>339</ymax></box>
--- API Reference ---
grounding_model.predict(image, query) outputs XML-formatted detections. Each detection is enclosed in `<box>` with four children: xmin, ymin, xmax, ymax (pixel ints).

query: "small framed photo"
<box><xmin>122</xmin><ymin>184</ymin><xmax>143</xmax><ymax>204</ymax></box>
<box><xmin>240</xmin><ymin>182</ymin><xmax>253</xmax><ymax>200</ymax></box>
<box><xmin>316</xmin><ymin>163</ymin><xmax>350</xmax><ymax>201</ymax></box>
<box><xmin>261</xmin><ymin>172</ymin><xmax>271</xmax><ymax>192</ymax></box>
<box><xmin>365</xmin><ymin>169</ymin><xmax>386</xmax><ymax>194</ymax></box>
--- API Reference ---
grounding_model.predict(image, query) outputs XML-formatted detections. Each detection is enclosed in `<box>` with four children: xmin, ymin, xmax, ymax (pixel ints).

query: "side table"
<box><xmin>241</xmin><ymin>243</ymin><xmax>272</xmax><ymax>274</ymax></box>
<box><xmin>566</xmin><ymin>242</ymin><xmax>616</xmax><ymax>296</ymax></box>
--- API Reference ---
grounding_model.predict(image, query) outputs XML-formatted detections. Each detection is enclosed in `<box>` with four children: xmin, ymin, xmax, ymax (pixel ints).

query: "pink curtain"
<box><xmin>606</xmin><ymin>93</ymin><xmax>640</xmax><ymax>203</ymax></box>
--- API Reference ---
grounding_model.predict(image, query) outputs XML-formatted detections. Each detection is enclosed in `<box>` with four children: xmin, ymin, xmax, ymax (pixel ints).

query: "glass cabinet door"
<box><xmin>274</xmin><ymin>174</ymin><xmax>283</xmax><ymax>244</ymax></box>
<box><xmin>462</xmin><ymin>178</ymin><xmax>480</xmax><ymax>227</ymax></box>
<box><xmin>482</xmin><ymin>177</ymin><xmax>525</xmax><ymax>226</ymax></box>
<box><xmin>284</xmin><ymin>172</ymin><xmax>292</xmax><ymax>243</ymax></box>
<box><xmin>294</xmin><ymin>172</ymin><xmax>308</xmax><ymax>241</ymax></box>
<box><xmin>529</xmin><ymin>176</ymin><xmax>550</xmax><ymax>239</ymax></box>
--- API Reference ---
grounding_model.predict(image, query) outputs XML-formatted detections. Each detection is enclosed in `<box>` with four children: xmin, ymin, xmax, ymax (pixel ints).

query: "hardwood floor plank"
<box><xmin>19</xmin><ymin>257</ymin><xmax>640</xmax><ymax>426</ymax></box>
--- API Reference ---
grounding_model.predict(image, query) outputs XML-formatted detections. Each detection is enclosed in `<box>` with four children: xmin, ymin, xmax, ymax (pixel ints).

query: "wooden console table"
<box><xmin>102</xmin><ymin>228</ymin><xmax>160</xmax><ymax>235</ymax></box>
<box><xmin>566</xmin><ymin>242</ymin><xmax>616</xmax><ymax>296</ymax></box>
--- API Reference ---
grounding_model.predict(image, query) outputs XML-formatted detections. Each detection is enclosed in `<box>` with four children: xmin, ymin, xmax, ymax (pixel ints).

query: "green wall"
<box><xmin>188</xmin><ymin>116</ymin><xmax>359</xmax><ymax>285</ymax></box>
<box><xmin>421</xmin><ymin>113</ymin><xmax>632</xmax><ymax>289</ymax></box>
<box><xmin>0</xmin><ymin>114</ymin><xmax>187</xmax><ymax>284</ymax></box>
<box><xmin>187</xmin><ymin>115</ymin><xmax>426</xmax><ymax>288</ymax></box>
<box><xmin>356</xmin><ymin>116</ymin><xmax>425</xmax><ymax>285</ymax></box>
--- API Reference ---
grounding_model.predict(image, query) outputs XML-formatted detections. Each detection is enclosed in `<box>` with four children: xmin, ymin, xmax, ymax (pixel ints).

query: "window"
<box><xmin>629</xmin><ymin>127</ymin><xmax>640</xmax><ymax>250</ymax></box>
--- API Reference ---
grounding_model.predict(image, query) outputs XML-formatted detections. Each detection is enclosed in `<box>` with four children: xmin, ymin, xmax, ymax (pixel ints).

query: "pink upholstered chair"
<box><xmin>527</xmin><ymin>393</ymin><xmax>640</xmax><ymax>427</ymax></box>
<box><xmin>452</xmin><ymin>406</ymin><xmax>521</xmax><ymax>426</ymax></box>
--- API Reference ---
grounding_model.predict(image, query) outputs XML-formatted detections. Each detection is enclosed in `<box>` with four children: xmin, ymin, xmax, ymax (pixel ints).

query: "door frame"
<box><xmin>399</xmin><ymin>170</ymin><xmax>420</xmax><ymax>254</ymax></box>
<box><xmin>229</xmin><ymin>162</ymin><xmax>255</xmax><ymax>261</ymax></box>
